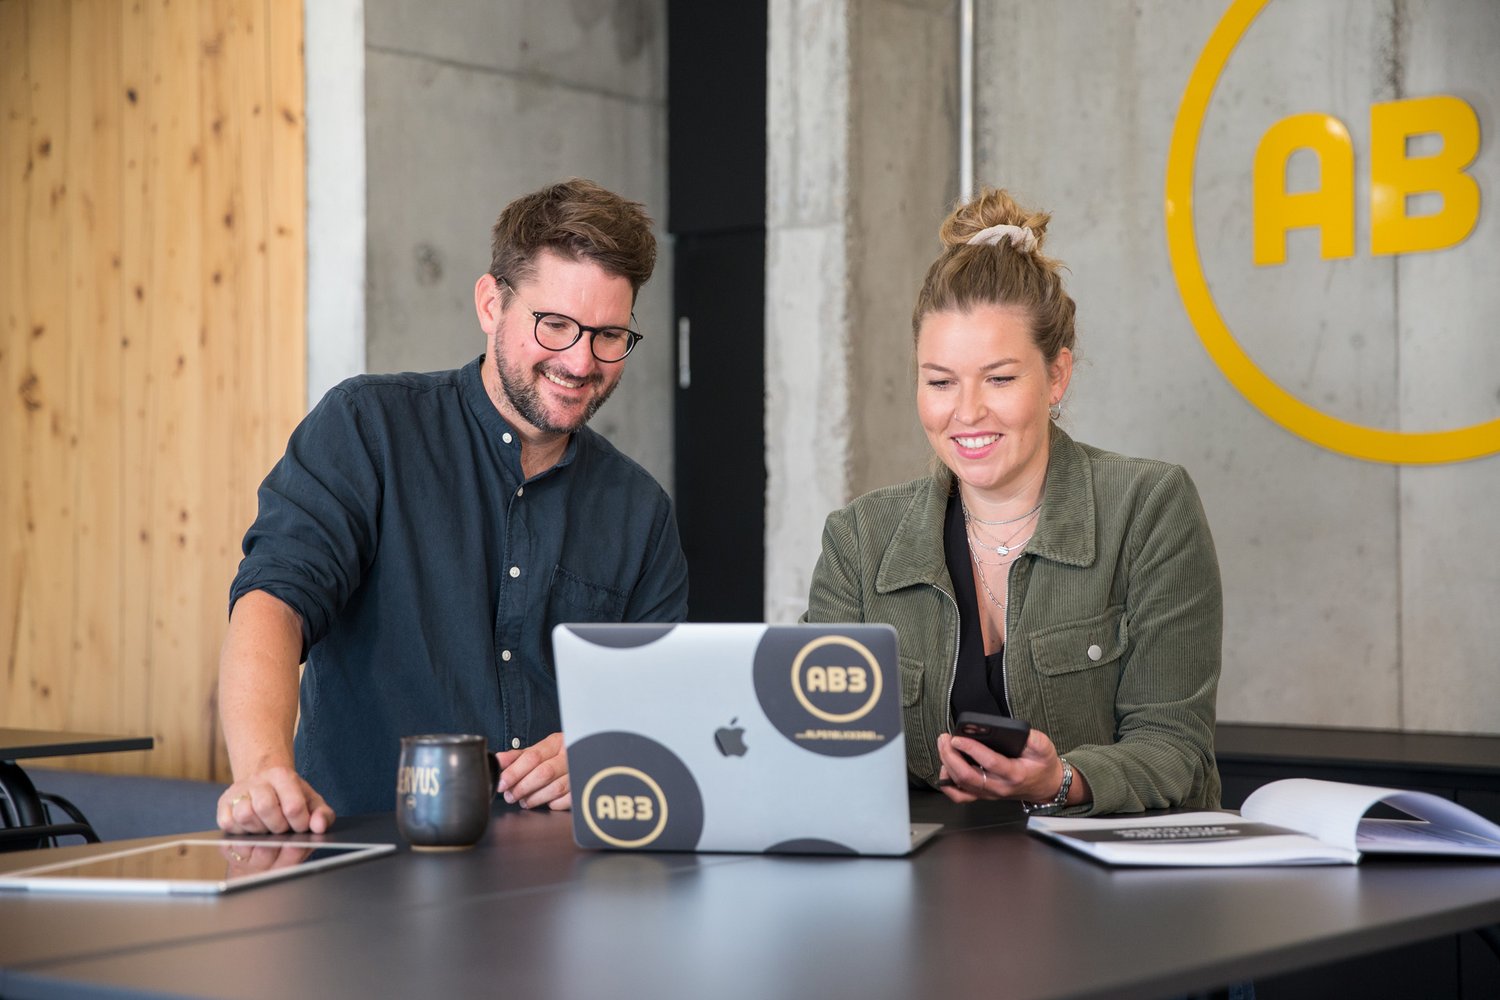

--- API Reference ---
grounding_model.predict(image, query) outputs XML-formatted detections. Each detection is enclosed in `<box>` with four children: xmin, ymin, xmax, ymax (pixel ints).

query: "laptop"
<box><xmin>553</xmin><ymin>622</ymin><xmax>941</xmax><ymax>856</ymax></box>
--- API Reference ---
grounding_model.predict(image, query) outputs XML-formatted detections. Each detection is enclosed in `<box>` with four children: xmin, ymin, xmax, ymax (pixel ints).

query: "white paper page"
<box><xmin>1029</xmin><ymin>811</ymin><xmax>1358</xmax><ymax>866</ymax></box>
<box><xmin>1241</xmin><ymin>778</ymin><xmax>1500</xmax><ymax>855</ymax></box>
<box><xmin>1357</xmin><ymin>790</ymin><xmax>1500</xmax><ymax>855</ymax></box>
<box><xmin>1239</xmin><ymin>779</ymin><xmax>1404</xmax><ymax>849</ymax></box>
<box><xmin>1084</xmin><ymin>834</ymin><xmax>1353</xmax><ymax>866</ymax></box>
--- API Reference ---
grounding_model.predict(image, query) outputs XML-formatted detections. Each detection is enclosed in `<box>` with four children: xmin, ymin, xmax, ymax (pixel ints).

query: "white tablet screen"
<box><xmin>0</xmin><ymin>838</ymin><xmax>394</xmax><ymax>895</ymax></box>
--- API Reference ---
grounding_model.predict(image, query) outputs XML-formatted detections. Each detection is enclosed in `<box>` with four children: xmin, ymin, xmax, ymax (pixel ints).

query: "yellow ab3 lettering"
<box><xmin>804</xmin><ymin>665</ymin><xmax>867</xmax><ymax>694</ymax></box>
<box><xmin>594</xmin><ymin>794</ymin><xmax>655</xmax><ymax>821</ymax></box>
<box><xmin>1254</xmin><ymin>95</ymin><xmax>1480</xmax><ymax>264</ymax></box>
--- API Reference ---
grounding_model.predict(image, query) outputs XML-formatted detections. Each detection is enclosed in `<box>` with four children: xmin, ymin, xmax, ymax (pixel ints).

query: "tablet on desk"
<box><xmin>0</xmin><ymin>838</ymin><xmax>394</xmax><ymax>895</ymax></box>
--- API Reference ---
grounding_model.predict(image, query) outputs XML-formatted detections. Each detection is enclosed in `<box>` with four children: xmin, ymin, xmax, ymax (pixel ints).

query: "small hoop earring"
<box><xmin>1048</xmin><ymin>402</ymin><xmax>1062</xmax><ymax>421</ymax></box>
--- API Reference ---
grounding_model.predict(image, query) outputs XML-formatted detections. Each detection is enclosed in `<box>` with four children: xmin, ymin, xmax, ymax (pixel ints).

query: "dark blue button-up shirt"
<box><xmin>229</xmin><ymin>356</ymin><xmax>689</xmax><ymax>814</ymax></box>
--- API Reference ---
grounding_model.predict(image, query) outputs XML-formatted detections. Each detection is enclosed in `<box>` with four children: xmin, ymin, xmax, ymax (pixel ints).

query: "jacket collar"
<box><xmin>874</xmin><ymin>424</ymin><xmax>1096</xmax><ymax>595</ymax></box>
<box><xmin>1027</xmin><ymin>423</ymin><xmax>1096</xmax><ymax>568</ymax></box>
<box><xmin>875</xmin><ymin>471</ymin><xmax>953</xmax><ymax>595</ymax></box>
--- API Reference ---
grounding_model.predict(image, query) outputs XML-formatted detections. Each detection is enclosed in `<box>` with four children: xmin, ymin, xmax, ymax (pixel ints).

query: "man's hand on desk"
<box><xmin>496</xmin><ymin>732</ymin><xmax>571</xmax><ymax>810</ymax></box>
<box><xmin>217</xmin><ymin>764</ymin><xmax>336</xmax><ymax>835</ymax></box>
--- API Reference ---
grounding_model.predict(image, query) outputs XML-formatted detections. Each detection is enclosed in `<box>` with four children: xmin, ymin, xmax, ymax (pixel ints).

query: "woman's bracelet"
<box><xmin>1022</xmin><ymin>757</ymin><xmax>1073</xmax><ymax>816</ymax></box>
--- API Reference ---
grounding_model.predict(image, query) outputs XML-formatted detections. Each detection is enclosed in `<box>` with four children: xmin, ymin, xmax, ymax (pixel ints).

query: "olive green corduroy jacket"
<box><xmin>804</xmin><ymin>425</ymin><xmax>1222</xmax><ymax>816</ymax></box>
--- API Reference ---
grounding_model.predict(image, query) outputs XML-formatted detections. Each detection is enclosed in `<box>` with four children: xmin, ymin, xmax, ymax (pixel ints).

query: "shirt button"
<box><xmin>516</xmin><ymin>487</ymin><xmax>524</xmax><ymax>497</ymax></box>
<box><xmin>1087</xmin><ymin>644</ymin><xmax>1103</xmax><ymax>661</ymax></box>
<box><xmin>501</xmin><ymin>649</ymin><xmax>512</xmax><ymax>662</ymax></box>
<box><xmin>502</xmin><ymin>432</ymin><xmax>513</xmax><ymax>444</ymax></box>
<box><xmin>510</xmin><ymin>737</ymin><xmax>521</xmax><ymax>749</ymax></box>
<box><xmin>509</xmin><ymin>566</ymin><xmax>521</xmax><ymax>578</ymax></box>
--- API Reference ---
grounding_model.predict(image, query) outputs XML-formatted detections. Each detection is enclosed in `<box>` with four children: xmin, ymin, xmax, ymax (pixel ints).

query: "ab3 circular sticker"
<box><xmin>569</xmin><ymin>732</ymin><xmax>704</xmax><ymax>850</ymax></box>
<box><xmin>751</xmin><ymin>628</ymin><xmax>900</xmax><ymax>757</ymax></box>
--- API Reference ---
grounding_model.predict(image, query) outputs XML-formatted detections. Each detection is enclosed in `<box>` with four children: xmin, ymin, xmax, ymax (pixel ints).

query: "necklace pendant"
<box><xmin>995</xmin><ymin>544</ymin><xmax>1010</xmax><ymax>557</ymax></box>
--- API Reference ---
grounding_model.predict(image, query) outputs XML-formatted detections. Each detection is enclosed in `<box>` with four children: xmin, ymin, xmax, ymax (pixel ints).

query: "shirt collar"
<box><xmin>459</xmin><ymin>355</ymin><xmax>579</xmax><ymax>479</ymax></box>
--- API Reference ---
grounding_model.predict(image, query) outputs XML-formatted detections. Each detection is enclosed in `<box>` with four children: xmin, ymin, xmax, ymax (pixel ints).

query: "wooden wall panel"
<box><xmin>18</xmin><ymin>1</ymin><xmax>73</xmax><ymax>738</ymax></box>
<box><xmin>1</xmin><ymin>0</ymin><xmax>306</xmax><ymax>782</ymax></box>
<box><xmin>68</xmin><ymin>0</ymin><xmax>126</xmax><ymax>748</ymax></box>
<box><xmin>147</xmin><ymin>0</ymin><xmax>207</xmax><ymax>782</ymax></box>
<box><xmin>117</xmin><ymin>0</ymin><xmax>154</xmax><ymax>773</ymax></box>
<box><xmin>0</xmin><ymin>2</ymin><xmax>25</xmax><ymax>730</ymax></box>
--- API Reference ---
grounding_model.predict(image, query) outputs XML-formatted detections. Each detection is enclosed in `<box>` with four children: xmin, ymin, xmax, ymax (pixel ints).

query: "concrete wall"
<box><xmin>847</xmin><ymin>1</ymin><xmax>959</xmax><ymax>497</ymax></box>
<box><xmin>306</xmin><ymin>0</ymin><xmax>367</xmax><ymax>408</ymax></box>
<box><xmin>362</xmin><ymin>0</ymin><xmax>674</xmax><ymax>488</ymax></box>
<box><xmin>764</xmin><ymin>0</ymin><xmax>957</xmax><ymax>621</ymax></box>
<box><xmin>766</xmin><ymin>0</ymin><xmax>1500</xmax><ymax>736</ymax></box>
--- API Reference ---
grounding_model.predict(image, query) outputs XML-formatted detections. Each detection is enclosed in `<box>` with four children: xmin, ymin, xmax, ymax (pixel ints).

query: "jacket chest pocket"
<box><xmin>546</xmin><ymin>566</ymin><xmax>629</xmax><ymax>633</ymax></box>
<box><xmin>898</xmin><ymin>655</ymin><xmax>937</xmax><ymax>780</ymax></box>
<box><xmin>1027</xmin><ymin>606</ymin><xmax>1128</xmax><ymax>745</ymax></box>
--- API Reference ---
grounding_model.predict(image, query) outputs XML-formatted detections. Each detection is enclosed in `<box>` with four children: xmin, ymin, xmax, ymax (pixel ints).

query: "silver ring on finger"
<box><xmin>980</xmin><ymin>766</ymin><xmax>988</xmax><ymax>788</ymax></box>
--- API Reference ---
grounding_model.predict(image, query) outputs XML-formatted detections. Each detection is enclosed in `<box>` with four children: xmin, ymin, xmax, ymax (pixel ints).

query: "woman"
<box><xmin>804</xmin><ymin>188</ymin><xmax>1222</xmax><ymax>815</ymax></box>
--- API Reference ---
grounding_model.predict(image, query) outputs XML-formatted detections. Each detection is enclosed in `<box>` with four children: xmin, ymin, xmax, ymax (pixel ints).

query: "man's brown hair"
<box><xmin>488</xmin><ymin>178</ymin><xmax>657</xmax><ymax>300</ymax></box>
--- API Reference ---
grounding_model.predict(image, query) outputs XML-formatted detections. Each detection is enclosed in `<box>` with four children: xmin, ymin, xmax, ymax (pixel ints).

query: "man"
<box><xmin>216</xmin><ymin>179</ymin><xmax>688</xmax><ymax>834</ymax></box>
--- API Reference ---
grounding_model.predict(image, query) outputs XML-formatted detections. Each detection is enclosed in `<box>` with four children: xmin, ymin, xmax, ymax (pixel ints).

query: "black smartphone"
<box><xmin>954</xmin><ymin>712</ymin><xmax>1031</xmax><ymax>758</ymax></box>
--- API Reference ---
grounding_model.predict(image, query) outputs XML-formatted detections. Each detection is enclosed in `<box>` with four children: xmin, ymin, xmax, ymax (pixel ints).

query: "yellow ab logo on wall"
<box><xmin>1253</xmin><ymin>96</ymin><xmax>1478</xmax><ymax>264</ymax></box>
<box><xmin>1166</xmin><ymin>0</ymin><xmax>1498</xmax><ymax>464</ymax></box>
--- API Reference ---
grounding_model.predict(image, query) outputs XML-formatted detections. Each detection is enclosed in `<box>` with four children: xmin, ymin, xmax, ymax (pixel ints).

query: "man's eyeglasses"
<box><xmin>497</xmin><ymin>276</ymin><xmax>642</xmax><ymax>363</ymax></box>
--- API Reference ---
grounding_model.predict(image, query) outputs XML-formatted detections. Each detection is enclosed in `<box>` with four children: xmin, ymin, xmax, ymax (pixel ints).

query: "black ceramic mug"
<box><xmin>395</xmin><ymin>734</ymin><xmax>501</xmax><ymax>851</ymax></box>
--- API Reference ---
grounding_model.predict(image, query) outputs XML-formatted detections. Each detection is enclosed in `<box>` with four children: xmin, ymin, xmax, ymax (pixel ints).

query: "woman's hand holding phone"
<box><xmin>954</xmin><ymin>711</ymin><xmax>1030</xmax><ymax>758</ymax></box>
<box><xmin>936</xmin><ymin>717</ymin><xmax>1073</xmax><ymax>805</ymax></box>
<box><xmin>935</xmin><ymin>712</ymin><xmax>1030</xmax><ymax>786</ymax></box>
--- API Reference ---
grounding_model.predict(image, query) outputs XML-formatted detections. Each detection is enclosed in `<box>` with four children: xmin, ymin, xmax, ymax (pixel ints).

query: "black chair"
<box><xmin>0</xmin><ymin>784</ymin><xmax>101</xmax><ymax>852</ymax></box>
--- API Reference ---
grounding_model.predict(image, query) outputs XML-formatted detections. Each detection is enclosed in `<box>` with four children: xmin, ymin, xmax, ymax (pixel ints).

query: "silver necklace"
<box><xmin>964</xmin><ymin>499</ymin><xmax>1042</xmax><ymax>527</ymax></box>
<box><xmin>963</xmin><ymin>502</ymin><xmax>1037</xmax><ymax>558</ymax></box>
<box><xmin>967</xmin><ymin>529</ymin><xmax>1032</xmax><ymax>563</ymax></box>
<box><xmin>969</xmin><ymin>548</ymin><xmax>1008</xmax><ymax>613</ymax></box>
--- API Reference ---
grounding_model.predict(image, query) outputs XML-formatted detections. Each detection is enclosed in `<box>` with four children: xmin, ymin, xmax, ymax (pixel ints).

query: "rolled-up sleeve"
<box><xmin>229</xmin><ymin>387</ymin><xmax>382</xmax><ymax>658</ymax></box>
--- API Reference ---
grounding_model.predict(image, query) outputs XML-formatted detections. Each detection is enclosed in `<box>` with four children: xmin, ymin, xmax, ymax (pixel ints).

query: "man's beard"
<box><xmin>496</xmin><ymin>352</ymin><xmax>618</xmax><ymax>436</ymax></box>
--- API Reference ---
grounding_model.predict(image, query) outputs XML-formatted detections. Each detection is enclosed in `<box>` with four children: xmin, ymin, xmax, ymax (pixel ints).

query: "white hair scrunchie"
<box><xmin>966</xmin><ymin>223</ymin><xmax>1038</xmax><ymax>254</ymax></box>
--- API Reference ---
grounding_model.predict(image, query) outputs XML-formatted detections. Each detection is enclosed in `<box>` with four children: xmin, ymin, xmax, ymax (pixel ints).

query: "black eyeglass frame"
<box><xmin>497</xmin><ymin>275</ymin><xmax>643</xmax><ymax>363</ymax></box>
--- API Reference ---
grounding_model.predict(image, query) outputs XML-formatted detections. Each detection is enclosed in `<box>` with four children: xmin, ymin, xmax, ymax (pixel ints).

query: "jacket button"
<box><xmin>1087</xmin><ymin>644</ymin><xmax>1103</xmax><ymax>661</ymax></box>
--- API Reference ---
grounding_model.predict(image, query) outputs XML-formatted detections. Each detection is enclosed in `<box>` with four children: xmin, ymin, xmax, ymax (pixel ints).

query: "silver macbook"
<box><xmin>554</xmin><ymin>622</ymin><xmax>941</xmax><ymax>856</ymax></box>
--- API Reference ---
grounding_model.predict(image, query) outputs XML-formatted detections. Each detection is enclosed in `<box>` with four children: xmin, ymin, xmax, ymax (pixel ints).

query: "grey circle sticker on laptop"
<box><xmin>569</xmin><ymin>732</ymin><xmax>704</xmax><ymax>850</ymax></box>
<box><xmin>751</xmin><ymin>628</ymin><xmax>900</xmax><ymax>758</ymax></box>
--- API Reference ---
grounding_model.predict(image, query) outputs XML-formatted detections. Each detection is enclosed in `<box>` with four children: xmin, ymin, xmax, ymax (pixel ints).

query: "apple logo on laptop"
<box><xmin>714</xmin><ymin>718</ymin><xmax>748</xmax><ymax>757</ymax></box>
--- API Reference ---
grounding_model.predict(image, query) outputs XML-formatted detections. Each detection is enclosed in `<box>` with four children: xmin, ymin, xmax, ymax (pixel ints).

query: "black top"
<box><xmin>229</xmin><ymin>357</ymin><xmax>690</xmax><ymax>814</ymax></box>
<box><xmin>943</xmin><ymin>491</ymin><xmax>1010</xmax><ymax>719</ymax></box>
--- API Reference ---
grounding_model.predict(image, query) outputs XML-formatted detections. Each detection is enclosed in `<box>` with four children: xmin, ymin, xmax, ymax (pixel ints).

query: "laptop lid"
<box><xmin>554</xmin><ymin>622</ymin><xmax>937</xmax><ymax>856</ymax></box>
